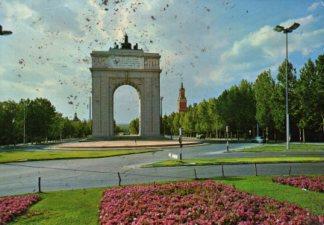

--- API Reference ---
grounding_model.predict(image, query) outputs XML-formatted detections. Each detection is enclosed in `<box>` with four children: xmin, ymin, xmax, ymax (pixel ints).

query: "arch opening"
<box><xmin>113</xmin><ymin>84</ymin><xmax>141</xmax><ymax>136</ymax></box>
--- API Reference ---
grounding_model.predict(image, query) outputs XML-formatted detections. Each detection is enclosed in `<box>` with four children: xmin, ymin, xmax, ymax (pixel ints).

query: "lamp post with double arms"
<box><xmin>0</xmin><ymin>25</ymin><xmax>12</xmax><ymax>36</ymax></box>
<box><xmin>274</xmin><ymin>22</ymin><xmax>300</xmax><ymax>151</ymax></box>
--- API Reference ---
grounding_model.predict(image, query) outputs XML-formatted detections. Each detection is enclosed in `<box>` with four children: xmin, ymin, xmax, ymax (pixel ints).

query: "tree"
<box><xmin>217</xmin><ymin>89</ymin><xmax>236</xmax><ymax>132</ymax></box>
<box><xmin>237</xmin><ymin>80</ymin><xmax>256</xmax><ymax>138</ymax></box>
<box><xmin>172</xmin><ymin>113</ymin><xmax>181</xmax><ymax>135</ymax></box>
<box><xmin>62</xmin><ymin>118</ymin><xmax>75</xmax><ymax>138</ymax></box>
<box><xmin>129</xmin><ymin>118</ymin><xmax>139</xmax><ymax>134</ymax></box>
<box><xmin>315</xmin><ymin>55</ymin><xmax>324</xmax><ymax>135</ymax></box>
<box><xmin>254</xmin><ymin>70</ymin><xmax>275</xmax><ymax>141</ymax></box>
<box><xmin>182</xmin><ymin>107</ymin><xmax>195</xmax><ymax>136</ymax></box>
<box><xmin>196</xmin><ymin>100</ymin><xmax>211</xmax><ymax>136</ymax></box>
<box><xmin>208</xmin><ymin>98</ymin><xmax>224</xmax><ymax>138</ymax></box>
<box><xmin>217</xmin><ymin>80</ymin><xmax>255</xmax><ymax>140</ymax></box>
<box><xmin>114</xmin><ymin>124</ymin><xmax>123</xmax><ymax>135</ymax></box>
<box><xmin>0</xmin><ymin>101</ymin><xmax>21</xmax><ymax>145</ymax></box>
<box><xmin>49</xmin><ymin>112</ymin><xmax>64</xmax><ymax>141</ymax></box>
<box><xmin>0</xmin><ymin>98</ymin><xmax>93</xmax><ymax>144</ymax></box>
<box><xmin>295</xmin><ymin>59</ymin><xmax>317</xmax><ymax>141</ymax></box>
<box><xmin>271</xmin><ymin>60</ymin><xmax>297</xmax><ymax>140</ymax></box>
<box><xmin>25</xmin><ymin>98</ymin><xmax>56</xmax><ymax>142</ymax></box>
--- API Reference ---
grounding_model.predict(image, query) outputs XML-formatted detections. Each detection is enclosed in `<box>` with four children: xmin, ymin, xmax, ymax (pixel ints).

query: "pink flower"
<box><xmin>273</xmin><ymin>176</ymin><xmax>324</xmax><ymax>192</ymax></box>
<box><xmin>99</xmin><ymin>180</ymin><xmax>322</xmax><ymax>224</ymax></box>
<box><xmin>0</xmin><ymin>194</ymin><xmax>40</xmax><ymax>225</ymax></box>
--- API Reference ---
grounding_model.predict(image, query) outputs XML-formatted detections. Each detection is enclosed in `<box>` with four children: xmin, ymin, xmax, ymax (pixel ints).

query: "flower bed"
<box><xmin>100</xmin><ymin>180</ymin><xmax>323</xmax><ymax>224</ymax></box>
<box><xmin>273</xmin><ymin>176</ymin><xmax>324</xmax><ymax>192</ymax></box>
<box><xmin>0</xmin><ymin>194</ymin><xmax>40</xmax><ymax>225</ymax></box>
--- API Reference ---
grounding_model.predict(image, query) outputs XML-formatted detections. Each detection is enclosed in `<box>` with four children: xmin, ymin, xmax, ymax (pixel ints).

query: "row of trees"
<box><xmin>1</xmin><ymin>55</ymin><xmax>322</xmax><ymax>144</ymax></box>
<box><xmin>0</xmin><ymin>98</ymin><xmax>91</xmax><ymax>145</ymax></box>
<box><xmin>161</xmin><ymin>55</ymin><xmax>324</xmax><ymax>142</ymax></box>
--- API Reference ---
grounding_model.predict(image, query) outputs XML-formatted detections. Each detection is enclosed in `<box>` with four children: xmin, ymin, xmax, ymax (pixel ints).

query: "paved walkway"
<box><xmin>1</xmin><ymin>143</ymin><xmax>323</xmax><ymax>196</ymax></box>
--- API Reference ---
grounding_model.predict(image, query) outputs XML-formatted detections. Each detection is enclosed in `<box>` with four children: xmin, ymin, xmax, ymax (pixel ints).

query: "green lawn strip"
<box><xmin>145</xmin><ymin>156</ymin><xmax>324</xmax><ymax>167</ymax></box>
<box><xmin>11</xmin><ymin>176</ymin><xmax>323</xmax><ymax>224</ymax></box>
<box><xmin>215</xmin><ymin>176</ymin><xmax>324</xmax><ymax>215</ymax></box>
<box><xmin>0</xmin><ymin>149</ymin><xmax>155</xmax><ymax>164</ymax></box>
<box><xmin>10</xmin><ymin>188</ymin><xmax>104</xmax><ymax>225</ymax></box>
<box><xmin>239</xmin><ymin>143</ymin><xmax>324</xmax><ymax>152</ymax></box>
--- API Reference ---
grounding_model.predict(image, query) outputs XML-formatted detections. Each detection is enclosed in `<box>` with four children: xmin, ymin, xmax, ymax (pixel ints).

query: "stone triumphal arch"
<box><xmin>90</xmin><ymin>35</ymin><xmax>161</xmax><ymax>138</ymax></box>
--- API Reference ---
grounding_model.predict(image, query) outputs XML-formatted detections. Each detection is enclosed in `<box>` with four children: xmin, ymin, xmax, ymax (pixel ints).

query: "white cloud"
<box><xmin>1</xmin><ymin>1</ymin><xmax>323</xmax><ymax>119</ymax></box>
<box><xmin>221</xmin><ymin>15</ymin><xmax>318</xmax><ymax>61</ymax></box>
<box><xmin>209</xmin><ymin>14</ymin><xmax>323</xmax><ymax>85</ymax></box>
<box><xmin>308</xmin><ymin>1</ymin><xmax>324</xmax><ymax>11</ymax></box>
<box><xmin>292</xmin><ymin>28</ymin><xmax>324</xmax><ymax>55</ymax></box>
<box><xmin>279</xmin><ymin>15</ymin><xmax>316</xmax><ymax>28</ymax></box>
<box><xmin>2</xmin><ymin>1</ymin><xmax>35</xmax><ymax>21</ymax></box>
<box><xmin>0</xmin><ymin>65</ymin><xmax>5</xmax><ymax>77</ymax></box>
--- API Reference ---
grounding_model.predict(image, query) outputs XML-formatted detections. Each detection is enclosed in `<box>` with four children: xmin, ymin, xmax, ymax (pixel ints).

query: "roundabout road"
<box><xmin>0</xmin><ymin>143</ymin><xmax>323</xmax><ymax>196</ymax></box>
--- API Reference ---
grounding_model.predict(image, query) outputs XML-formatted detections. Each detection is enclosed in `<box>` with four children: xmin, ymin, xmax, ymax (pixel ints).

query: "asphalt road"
<box><xmin>1</xmin><ymin>143</ymin><xmax>323</xmax><ymax>196</ymax></box>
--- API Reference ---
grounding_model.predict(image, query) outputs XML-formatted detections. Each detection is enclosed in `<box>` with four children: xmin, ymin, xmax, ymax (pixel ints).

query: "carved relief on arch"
<box><xmin>92</xmin><ymin>57</ymin><xmax>106</xmax><ymax>67</ymax></box>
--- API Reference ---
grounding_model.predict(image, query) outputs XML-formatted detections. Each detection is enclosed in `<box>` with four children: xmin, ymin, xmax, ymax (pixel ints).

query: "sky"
<box><xmin>0</xmin><ymin>0</ymin><xmax>323</xmax><ymax>124</ymax></box>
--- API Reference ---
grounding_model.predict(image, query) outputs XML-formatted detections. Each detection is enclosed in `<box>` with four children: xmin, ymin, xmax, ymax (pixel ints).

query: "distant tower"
<box><xmin>73</xmin><ymin>112</ymin><xmax>80</xmax><ymax>121</ymax></box>
<box><xmin>177</xmin><ymin>82</ymin><xmax>187</xmax><ymax>112</ymax></box>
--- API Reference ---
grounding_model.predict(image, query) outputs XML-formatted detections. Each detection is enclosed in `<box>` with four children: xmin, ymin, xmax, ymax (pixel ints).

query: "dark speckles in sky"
<box><xmin>0</xmin><ymin>0</ymin><xmax>323</xmax><ymax>120</ymax></box>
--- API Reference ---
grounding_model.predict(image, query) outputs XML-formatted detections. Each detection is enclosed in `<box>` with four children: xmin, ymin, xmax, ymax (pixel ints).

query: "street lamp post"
<box><xmin>179</xmin><ymin>127</ymin><xmax>183</xmax><ymax>160</ymax></box>
<box><xmin>274</xmin><ymin>22</ymin><xmax>300</xmax><ymax>151</ymax></box>
<box><xmin>23</xmin><ymin>101</ymin><xmax>29</xmax><ymax>144</ymax></box>
<box><xmin>23</xmin><ymin>103</ymin><xmax>26</xmax><ymax>144</ymax></box>
<box><xmin>226</xmin><ymin>125</ymin><xmax>229</xmax><ymax>152</ymax></box>
<box><xmin>12</xmin><ymin>118</ymin><xmax>16</xmax><ymax>149</ymax></box>
<box><xmin>160</xmin><ymin>96</ymin><xmax>163</xmax><ymax>136</ymax></box>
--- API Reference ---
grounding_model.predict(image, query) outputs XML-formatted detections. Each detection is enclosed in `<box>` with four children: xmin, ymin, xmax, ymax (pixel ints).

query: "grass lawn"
<box><xmin>239</xmin><ymin>143</ymin><xmax>324</xmax><ymax>152</ymax></box>
<box><xmin>145</xmin><ymin>156</ymin><xmax>324</xmax><ymax>167</ymax></box>
<box><xmin>10</xmin><ymin>188</ymin><xmax>104</xmax><ymax>225</ymax></box>
<box><xmin>0</xmin><ymin>149</ymin><xmax>155</xmax><ymax>164</ymax></box>
<box><xmin>216</xmin><ymin>176</ymin><xmax>324</xmax><ymax>215</ymax></box>
<box><xmin>11</xmin><ymin>176</ymin><xmax>323</xmax><ymax>224</ymax></box>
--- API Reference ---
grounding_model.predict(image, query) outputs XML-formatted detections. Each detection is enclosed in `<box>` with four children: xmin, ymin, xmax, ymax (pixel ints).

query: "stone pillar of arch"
<box><xmin>90</xmin><ymin>48</ymin><xmax>161</xmax><ymax>139</ymax></box>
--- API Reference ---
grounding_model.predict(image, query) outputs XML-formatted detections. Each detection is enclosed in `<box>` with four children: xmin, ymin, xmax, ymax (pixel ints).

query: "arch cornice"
<box><xmin>90</xmin><ymin>68</ymin><xmax>162</xmax><ymax>73</ymax></box>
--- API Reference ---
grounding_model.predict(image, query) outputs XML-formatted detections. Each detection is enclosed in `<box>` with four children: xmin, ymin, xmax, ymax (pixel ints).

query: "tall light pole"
<box><xmin>23</xmin><ymin>102</ymin><xmax>27</xmax><ymax>144</ymax></box>
<box><xmin>274</xmin><ymin>22</ymin><xmax>300</xmax><ymax>151</ymax></box>
<box><xmin>23</xmin><ymin>101</ymin><xmax>30</xmax><ymax>144</ymax></box>
<box><xmin>226</xmin><ymin>125</ymin><xmax>229</xmax><ymax>152</ymax></box>
<box><xmin>160</xmin><ymin>96</ymin><xmax>163</xmax><ymax>136</ymax></box>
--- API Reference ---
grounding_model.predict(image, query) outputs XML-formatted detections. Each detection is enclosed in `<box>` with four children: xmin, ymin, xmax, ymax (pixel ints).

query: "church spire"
<box><xmin>178</xmin><ymin>82</ymin><xmax>187</xmax><ymax>112</ymax></box>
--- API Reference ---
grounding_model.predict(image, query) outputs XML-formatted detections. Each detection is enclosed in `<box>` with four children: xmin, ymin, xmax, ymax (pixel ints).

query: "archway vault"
<box><xmin>113</xmin><ymin>83</ymin><xmax>141</xmax><ymax>136</ymax></box>
<box><xmin>90</xmin><ymin>47</ymin><xmax>161</xmax><ymax>139</ymax></box>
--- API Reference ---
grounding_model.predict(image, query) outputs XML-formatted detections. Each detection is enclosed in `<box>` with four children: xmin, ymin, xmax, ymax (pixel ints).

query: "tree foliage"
<box><xmin>129</xmin><ymin>118</ymin><xmax>139</xmax><ymax>134</ymax></box>
<box><xmin>295</xmin><ymin>60</ymin><xmax>317</xmax><ymax>141</ymax></box>
<box><xmin>254</xmin><ymin>70</ymin><xmax>274</xmax><ymax>129</ymax></box>
<box><xmin>162</xmin><ymin>55</ymin><xmax>323</xmax><ymax>141</ymax></box>
<box><xmin>0</xmin><ymin>98</ymin><xmax>91</xmax><ymax>145</ymax></box>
